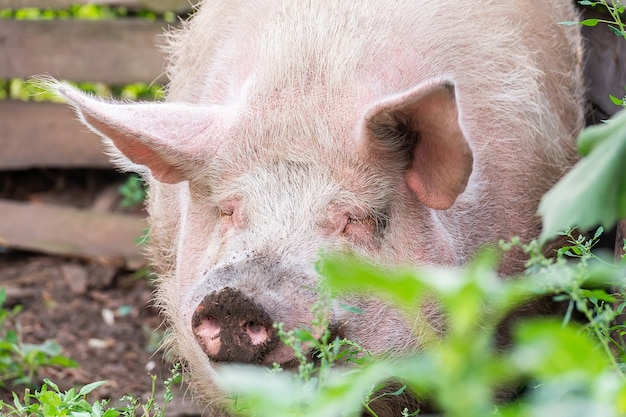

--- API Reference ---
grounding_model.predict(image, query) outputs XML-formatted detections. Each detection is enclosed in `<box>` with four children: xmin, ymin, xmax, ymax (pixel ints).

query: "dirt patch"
<box><xmin>0</xmin><ymin>170</ymin><xmax>203</xmax><ymax>416</ymax></box>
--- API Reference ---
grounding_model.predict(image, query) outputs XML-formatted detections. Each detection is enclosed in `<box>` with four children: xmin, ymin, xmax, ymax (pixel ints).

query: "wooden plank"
<box><xmin>0</xmin><ymin>19</ymin><xmax>170</xmax><ymax>84</ymax></box>
<box><xmin>1</xmin><ymin>101</ymin><xmax>113</xmax><ymax>169</ymax></box>
<box><xmin>0</xmin><ymin>0</ymin><xmax>196</xmax><ymax>13</ymax></box>
<box><xmin>0</xmin><ymin>199</ymin><xmax>147</xmax><ymax>268</ymax></box>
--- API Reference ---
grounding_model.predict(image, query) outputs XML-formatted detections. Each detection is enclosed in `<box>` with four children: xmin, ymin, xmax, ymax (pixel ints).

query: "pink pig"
<box><xmin>49</xmin><ymin>0</ymin><xmax>584</xmax><ymax>414</ymax></box>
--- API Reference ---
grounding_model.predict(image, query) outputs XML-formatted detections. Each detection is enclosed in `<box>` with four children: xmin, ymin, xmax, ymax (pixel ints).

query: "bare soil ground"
<box><xmin>0</xmin><ymin>170</ymin><xmax>203</xmax><ymax>416</ymax></box>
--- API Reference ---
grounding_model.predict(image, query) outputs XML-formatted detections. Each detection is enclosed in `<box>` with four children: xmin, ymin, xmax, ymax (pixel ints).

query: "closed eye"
<box><xmin>342</xmin><ymin>213</ymin><xmax>388</xmax><ymax>237</ymax></box>
<box><xmin>220</xmin><ymin>208</ymin><xmax>234</xmax><ymax>217</ymax></box>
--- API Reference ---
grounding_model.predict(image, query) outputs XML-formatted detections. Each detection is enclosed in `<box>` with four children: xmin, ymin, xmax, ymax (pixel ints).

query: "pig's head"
<box><xmin>50</xmin><ymin>76</ymin><xmax>472</xmax><ymax>402</ymax></box>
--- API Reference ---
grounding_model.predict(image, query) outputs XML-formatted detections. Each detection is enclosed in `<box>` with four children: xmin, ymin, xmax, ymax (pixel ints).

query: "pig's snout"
<box><xmin>192</xmin><ymin>287</ymin><xmax>279</xmax><ymax>363</ymax></box>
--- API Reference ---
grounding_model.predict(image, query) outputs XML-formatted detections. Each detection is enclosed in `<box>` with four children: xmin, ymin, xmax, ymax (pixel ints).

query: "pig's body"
<box><xmin>53</xmin><ymin>0</ymin><xmax>584</xmax><ymax>414</ymax></box>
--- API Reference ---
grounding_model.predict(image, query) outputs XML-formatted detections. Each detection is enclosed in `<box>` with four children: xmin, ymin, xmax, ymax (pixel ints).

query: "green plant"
<box><xmin>564</xmin><ymin>1</ymin><xmax>626</xmax><ymax>38</ymax></box>
<box><xmin>0</xmin><ymin>288</ymin><xmax>78</xmax><ymax>390</ymax></box>
<box><xmin>118</xmin><ymin>174</ymin><xmax>148</xmax><ymax>209</ymax></box>
<box><xmin>563</xmin><ymin>1</ymin><xmax>626</xmax><ymax>108</ymax></box>
<box><xmin>562</xmin><ymin>1</ymin><xmax>626</xmax><ymax>109</ymax></box>
<box><xmin>539</xmin><ymin>109</ymin><xmax>626</xmax><ymax>239</ymax></box>
<box><xmin>506</xmin><ymin>228</ymin><xmax>626</xmax><ymax>370</ymax></box>
<box><xmin>116</xmin><ymin>363</ymin><xmax>182</xmax><ymax>417</ymax></box>
<box><xmin>15</xmin><ymin>78</ymin><xmax>165</xmax><ymax>103</ymax></box>
<box><xmin>0</xmin><ymin>364</ymin><xmax>182</xmax><ymax>417</ymax></box>
<box><xmin>214</xmin><ymin>245</ymin><xmax>626</xmax><ymax>417</ymax></box>
<box><xmin>0</xmin><ymin>4</ymin><xmax>174</xmax><ymax>22</ymax></box>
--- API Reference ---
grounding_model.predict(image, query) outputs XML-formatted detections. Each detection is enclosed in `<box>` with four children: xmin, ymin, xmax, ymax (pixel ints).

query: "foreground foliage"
<box><xmin>0</xmin><ymin>365</ymin><xmax>181</xmax><ymax>417</ymax></box>
<box><xmin>216</xmin><ymin>239</ymin><xmax>626</xmax><ymax>417</ymax></box>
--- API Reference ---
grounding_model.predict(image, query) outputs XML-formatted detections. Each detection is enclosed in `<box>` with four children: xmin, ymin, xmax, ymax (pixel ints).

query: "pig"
<box><xmin>48</xmin><ymin>0</ymin><xmax>585</xmax><ymax>415</ymax></box>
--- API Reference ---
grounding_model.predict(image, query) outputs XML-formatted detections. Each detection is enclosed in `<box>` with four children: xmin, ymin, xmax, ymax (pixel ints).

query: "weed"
<box><xmin>0</xmin><ymin>288</ymin><xmax>78</xmax><ymax>390</ymax></box>
<box><xmin>274</xmin><ymin>282</ymin><xmax>372</xmax><ymax>386</ymax></box>
<box><xmin>118</xmin><ymin>174</ymin><xmax>148</xmax><ymax>209</ymax></box>
<box><xmin>215</xmin><ymin>244</ymin><xmax>626</xmax><ymax>417</ymax></box>
<box><xmin>567</xmin><ymin>1</ymin><xmax>626</xmax><ymax>39</ymax></box>
<box><xmin>0</xmin><ymin>364</ymin><xmax>182</xmax><ymax>417</ymax></box>
<box><xmin>505</xmin><ymin>228</ymin><xmax>626</xmax><ymax>374</ymax></box>
<box><xmin>563</xmin><ymin>1</ymin><xmax>626</xmax><ymax>108</ymax></box>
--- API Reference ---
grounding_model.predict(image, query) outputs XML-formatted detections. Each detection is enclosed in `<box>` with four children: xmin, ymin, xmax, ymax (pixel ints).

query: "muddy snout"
<box><xmin>192</xmin><ymin>287</ymin><xmax>279</xmax><ymax>363</ymax></box>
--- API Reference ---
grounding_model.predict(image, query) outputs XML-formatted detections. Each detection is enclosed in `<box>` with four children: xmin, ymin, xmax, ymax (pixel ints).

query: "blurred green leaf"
<box><xmin>511</xmin><ymin>319</ymin><xmax>609</xmax><ymax>377</ymax></box>
<box><xmin>539</xmin><ymin>110</ymin><xmax>626</xmax><ymax>240</ymax></box>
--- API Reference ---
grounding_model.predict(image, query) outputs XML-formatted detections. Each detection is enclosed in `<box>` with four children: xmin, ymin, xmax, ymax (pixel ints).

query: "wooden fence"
<box><xmin>0</xmin><ymin>0</ymin><xmax>195</xmax><ymax>267</ymax></box>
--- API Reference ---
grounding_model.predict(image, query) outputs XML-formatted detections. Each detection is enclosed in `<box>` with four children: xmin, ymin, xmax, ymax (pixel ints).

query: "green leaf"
<box><xmin>43</xmin><ymin>378</ymin><xmax>60</xmax><ymax>392</ymax></box>
<box><xmin>91</xmin><ymin>400</ymin><xmax>102</xmax><ymax>417</ymax></box>
<box><xmin>321</xmin><ymin>255</ymin><xmax>428</xmax><ymax>309</ymax></box>
<box><xmin>78</xmin><ymin>381</ymin><xmax>108</xmax><ymax>397</ymax></box>
<box><xmin>338</xmin><ymin>303</ymin><xmax>363</xmax><ymax>314</ymax></box>
<box><xmin>102</xmin><ymin>409</ymin><xmax>121</xmax><ymax>417</ymax></box>
<box><xmin>579</xmin><ymin>18</ymin><xmax>601</xmax><ymax>26</ymax></box>
<box><xmin>610</xmin><ymin>95</ymin><xmax>624</xmax><ymax>106</ymax></box>
<box><xmin>580</xmin><ymin>289</ymin><xmax>617</xmax><ymax>303</ymax></box>
<box><xmin>23</xmin><ymin>340</ymin><xmax>62</xmax><ymax>357</ymax></box>
<box><xmin>216</xmin><ymin>361</ymin><xmax>394</xmax><ymax>417</ymax></box>
<box><xmin>539</xmin><ymin>110</ymin><xmax>626</xmax><ymax>240</ymax></box>
<box><xmin>47</xmin><ymin>355</ymin><xmax>79</xmax><ymax>368</ymax></box>
<box><xmin>0</xmin><ymin>340</ymin><xmax>18</xmax><ymax>352</ymax></box>
<box><xmin>292</xmin><ymin>329</ymin><xmax>316</xmax><ymax>343</ymax></box>
<box><xmin>511</xmin><ymin>319</ymin><xmax>609</xmax><ymax>377</ymax></box>
<box><xmin>38</xmin><ymin>390</ymin><xmax>62</xmax><ymax>408</ymax></box>
<box><xmin>609</xmin><ymin>25</ymin><xmax>625</xmax><ymax>37</ymax></box>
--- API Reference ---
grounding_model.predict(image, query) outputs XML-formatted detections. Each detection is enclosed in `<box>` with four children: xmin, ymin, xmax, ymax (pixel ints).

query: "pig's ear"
<box><xmin>362</xmin><ymin>79</ymin><xmax>473</xmax><ymax>210</ymax></box>
<box><xmin>49</xmin><ymin>81</ymin><xmax>230</xmax><ymax>184</ymax></box>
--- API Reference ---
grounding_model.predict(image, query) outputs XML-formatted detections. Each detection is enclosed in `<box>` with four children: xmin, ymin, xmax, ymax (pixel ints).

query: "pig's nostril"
<box><xmin>192</xmin><ymin>316</ymin><xmax>223</xmax><ymax>358</ymax></box>
<box><xmin>198</xmin><ymin>317</ymin><xmax>221</xmax><ymax>339</ymax></box>
<box><xmin>191</xmin><ymin>287</ymin><xmax>278</xmax><ymax>363</ymax></box>
<box><xmin>244</xmin><ymin>320</ymin><xmax>270</xmax><ymax>345</ymax></box>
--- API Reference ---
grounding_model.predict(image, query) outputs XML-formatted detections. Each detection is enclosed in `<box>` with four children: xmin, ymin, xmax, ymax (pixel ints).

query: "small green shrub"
<box><xmin>563</xmin><ymin>0</ymin><xmax>626</xmax><ymax>108</ymax></box>
<box><xmin>215</xmin><ymin>237</ymin><xmax>626</xmax><ymax>417</ymax></box>
<box><xmin>0</xmin><ymin>364</ymin><xmax>182</xmax><ymax>417</ymax></box>
<box><xmin>0</xmin><ymin>4</ymin><xmax>173</xmax><ymax>22</ymax></box>
<box><xmin>118</xmin><ymin>174</ymin><xmax>148</xmax><ymax>209</ymax></box>
<box><xmin>0</xmin><ymin>289</ymin><xmax>78</xmax><ymax>390</ymax></box>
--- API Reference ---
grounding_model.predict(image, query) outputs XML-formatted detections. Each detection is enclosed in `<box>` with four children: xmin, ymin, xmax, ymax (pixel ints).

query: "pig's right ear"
<box><xmin>361</xmin><ymin>79</ymin><xmax>473</xmax><ymax>210</ymax></box>
<box><xmin>48</xmin><ymin>81</ymin><xmax>231</xmax><ymax>184</ymax></box>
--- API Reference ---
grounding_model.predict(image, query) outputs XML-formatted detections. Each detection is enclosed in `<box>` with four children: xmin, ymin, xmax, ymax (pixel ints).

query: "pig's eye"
<box><xmin>341</xmin><ymin>212</ymin><xmax>389</xmax><ymax>238</ymax></box>
<box><xmin>342</xmin><ymin>215</ymin><xmax>371</xmax><ymax>235</ymax></box>
<box><xmin>219</xmin><ymin>208</ymin><xmax>234</xmax><ymax>217</ymax></box>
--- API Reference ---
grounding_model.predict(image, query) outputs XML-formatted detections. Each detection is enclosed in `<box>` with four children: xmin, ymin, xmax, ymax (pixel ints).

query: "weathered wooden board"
<box><xmin>0</xmin><ymin>199</ymin><xmax>147</xmax><ymax>268</ymax></box>
<box><xmin>1</xmin><ymin>100</ymin><xmax>113</xmax><ymax>169</ymax></box>
<box><xmin>0</xmin><ymin>0</ymin><xmax>196</xmax><ymax>13</ymax></box>
<box><xmin>0</xmin><ymin>19</ymin><xmax>170</xmax><ymax>84</ymax></box>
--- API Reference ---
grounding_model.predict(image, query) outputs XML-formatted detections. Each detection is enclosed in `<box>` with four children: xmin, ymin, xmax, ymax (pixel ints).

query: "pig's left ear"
<box><xmin>48</xmin><ymin>81</ymin><xmax>232</xmax><ymax>184</ymax></box>
<box><xmin>361</xmin><ymin>79</ymin><xmax>473</xmax><ymax>210</ymax></box>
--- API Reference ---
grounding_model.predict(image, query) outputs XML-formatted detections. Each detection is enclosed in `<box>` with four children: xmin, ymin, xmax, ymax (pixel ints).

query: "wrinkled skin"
<box><xmin>51</xmin><ymin>0</ymin><xmax>585</xmax><ymax>415</ymax></box>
